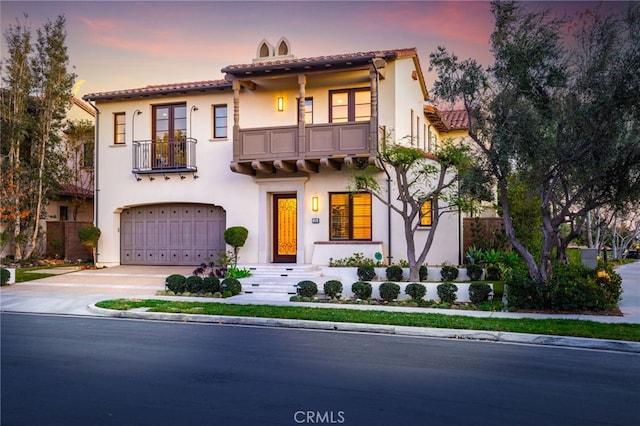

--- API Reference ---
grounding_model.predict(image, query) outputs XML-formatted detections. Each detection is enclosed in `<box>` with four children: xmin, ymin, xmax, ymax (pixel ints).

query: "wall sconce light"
<box><xmin>312</xmin><ymin>196</ymin><xmax>319</xmax><ymax>212</ymax></box>
<box><xmin>277</xmin><ymin>96</ymin><xmax>284</xmax><ymax>112</ymax></box>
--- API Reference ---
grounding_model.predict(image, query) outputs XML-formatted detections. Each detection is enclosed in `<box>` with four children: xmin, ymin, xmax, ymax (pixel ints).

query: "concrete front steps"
<box><xmin>238</xmin><ymin>264</ymin><xmax>338</xmax><ymax>295</ymax></box>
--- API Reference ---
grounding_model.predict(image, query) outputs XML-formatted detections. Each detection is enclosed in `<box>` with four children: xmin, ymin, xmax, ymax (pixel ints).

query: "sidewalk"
<box><xmin>2</xmin><ymin>262</ymin><xmax>640</xmax><ymax>352</ymax></box>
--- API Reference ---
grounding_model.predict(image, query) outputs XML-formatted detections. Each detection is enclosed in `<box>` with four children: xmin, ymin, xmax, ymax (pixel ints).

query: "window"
<box><xmin>153</xmin><ymin>103</ymin><xmax>187</xmax><ymax>168</ymax></box>
<box><xmin>114</xmin><ymin>112</ymin><xmax>126</xmax><ymax>144</ymax></box>
<box><xmin>297</xmin><ymin>97</ymin><xmax>313</xmax><ymax>124</ymax></box>
<box><xmin>213</xmin><ymin>104</ymin><xmax>227</xmax><ymax>138</ymax></box>
<box><xmin>83</xmin><ymin>142</ymin><xmax>94</xmax><ymax>168</ymax></box>
<box><xmin>329</xmin><ymin>88</ymin><xmax>370</xmax><ymax>123</ymax></box>
<box><xmin>420</xmin><ymin>200</ymin><xmax>432</xmax><ymax>226</ymax></box>
<box><xmin>330</xmin><ymin>192</ymin><xmax>372</xmax><ymax>240</ymax></box>
<box><xmin>59</xmin><ymin>206</ymin><xmax>68</xmax><ymax>221</ymax></box>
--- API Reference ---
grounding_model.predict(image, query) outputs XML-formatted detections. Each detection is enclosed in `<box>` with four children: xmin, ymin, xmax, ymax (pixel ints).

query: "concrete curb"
<box><xmin>88</xmin><ymin>304</ymin><xmax>640</xmax><ymax>354</ymax></box>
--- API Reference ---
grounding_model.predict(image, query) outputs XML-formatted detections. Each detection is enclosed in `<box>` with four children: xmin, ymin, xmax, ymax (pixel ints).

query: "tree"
<box><xmin>224</xmin><ymin>226</ymin><xmax>248</xmax><ymax>265</ymax></box>
<box><xmin>0</xmin><ymin>15</ymin><xmax>76</xmax><ymax>260</ymax></box>
<box><xmin>351</xmin><ymin>136</ymin><xmax>474</xmax><ymax>281</ymax></box>
<box><xmin>63</xmin><ymin>119</ymin><xmax>95</xmax><ymax>220</ymax></box>
<box><xmin>429</xmin><ymin>1</ymin><xmax>640</xmax><ymax>282</ymax></box>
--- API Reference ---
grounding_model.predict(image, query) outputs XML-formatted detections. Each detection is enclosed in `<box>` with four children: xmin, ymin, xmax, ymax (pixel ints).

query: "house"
<box><xmin>82</xmin><ymin>38</ymin><xmax>465</xmax><ymax>268</ymax></box>
<box><xmin>0</xmin><ymin>95</ymin><xmax>95</xmax><ymax>261</ymax></box>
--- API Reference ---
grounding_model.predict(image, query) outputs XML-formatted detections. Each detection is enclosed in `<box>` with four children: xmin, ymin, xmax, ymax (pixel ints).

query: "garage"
<box><xmin>120</xmin><ymin>203</ymin><xmax>226</xmax><ymax>265</ymax></box>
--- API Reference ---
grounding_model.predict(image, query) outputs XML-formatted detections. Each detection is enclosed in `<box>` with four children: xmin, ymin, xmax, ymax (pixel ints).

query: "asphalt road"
<box><xmin>2</xmin><ymin>313</ymin><xmax>639</xmax><ymax>426</ymax></box>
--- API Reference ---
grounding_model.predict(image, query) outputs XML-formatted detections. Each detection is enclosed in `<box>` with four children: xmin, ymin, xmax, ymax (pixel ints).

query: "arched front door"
<box><xmin>272</xmin><ymin>194</ymin><xmax>297</xmax><ymax>263</ymax></box>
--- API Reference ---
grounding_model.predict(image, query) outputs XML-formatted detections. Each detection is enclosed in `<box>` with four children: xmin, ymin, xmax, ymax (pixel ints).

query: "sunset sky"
<box><xmin>1</xmin><ymin>1</ymin><xmax>633</xmax><ymax>98</ymax></box>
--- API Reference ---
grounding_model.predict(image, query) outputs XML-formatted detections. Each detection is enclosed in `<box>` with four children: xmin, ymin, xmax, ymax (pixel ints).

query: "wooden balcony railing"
<box><xmin>132</xmin><ymin>138</ymin><xmax>197</xmax><ymax>173</ymax></box>
<box><xmin>232</xmin><ymin>122</ymin><xmax>378</xmax><ymax>175</ymax></box>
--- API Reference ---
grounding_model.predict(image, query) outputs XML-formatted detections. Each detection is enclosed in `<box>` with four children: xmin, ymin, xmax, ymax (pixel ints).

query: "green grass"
<box><xmin>95</xmin><ymin>299</ymin><xmax>640</xmax><ymax>342</ymax></box>
<box><xmin>15</xmin><ymin>267</ymin><xmax>56</xmax><ymax>282</ymax></box>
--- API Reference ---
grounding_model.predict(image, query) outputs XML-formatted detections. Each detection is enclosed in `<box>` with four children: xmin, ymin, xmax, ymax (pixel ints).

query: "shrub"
<box><xmin>466</xmin><ymin>264</ymin><xmax>483</xmax><ymax>281</ymax></box>
<box><xmin>78</xmin><ymin>225</ymin><xmax>101</xmax><ymax>265</ymax></box>
<box><xmin>165</xmin><ymin>274</ymin><xmax>186</xmax><ymax>293</ymax></box>
<box><xmin>296</xmin><ymin>280</ymin><xmax>318</xmax><ymax>298</ymax></box>
<box><xmin>323</xmin><ymin>280</ymin><xmax>343</xmax><ymax>299</ymax></box>
<box><xmin>419</xmin><ymin>265</ymin><xmax>428</xmax><ymax>282</ymax></box>
<box><xmin>221</xmin><ymin>277</ymin><xmax>242</xmax><ymax>296</ymax></box>
<box><xmin>437</xmin><ymin>283</ymin><xmax>458</xmax><ymax>304</ymax></box>
<box><xmin>357</xmin><ymin>265</ymin><xmax>376</xmax><ymax>281</ymax></box>
<box><xmin>224</xmin><ymin>226</ymin><xmax>249</xmax><ymax>264</ymax></box>
<box><xmin>386</xmin><ymin>265</ymin><xmax>404</xmax><ymax>281</ymax></box>
<box><xmin>203</xmin><ymin>276</ymin><xmax>220</xmax><ymax>294</ymax></box>
<box><xmin>328</xmin><ymin>252</ymin><xmax>376</xmax><ymax>267</ymax></box>
<box><xmin>379</xmin><ymin>282</ymin><xmax>401</xmax><ymax>302</ymax></box>
<box><xmin>469</xmin><ymin>283</ymin><xmax>492</xmax><ymax>304</ymax></box>
<box><xmin>0</xmin><ymin>268</ymin><xmax>10</xmax><ymax>286</ymax></box>
<box><xmin>405</xmin><ymin>283</ymin><xmax>426</xmax><ymax>301</ymax></box>
<box><xmin>352</xmin><ymin>281</ymin><xmax>372</xmax><ymax>300</ymax></box>
<box><xmin>440</xmin><ymin>264</ymin><xmax>459</xmax><ymax>281</ymax></box>
<box><xmin>185</xmin><ymin>275</ymin><xmax>204</xmax><ymax>293</ymax></box>
<box><xmin>485</xmin><ymin>266</ymin><xmax>502</xmax><ymax>281</ymax></box>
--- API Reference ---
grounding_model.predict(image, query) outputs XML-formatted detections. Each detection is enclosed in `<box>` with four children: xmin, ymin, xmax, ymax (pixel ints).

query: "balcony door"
<box><xmin>153</xmin><ymin>103</ymin><xmax>186</xmax><ymax>169</ymax></box>
<box><xmin>273</xmin><ymin>193</ymin><xmax>297</xmax><ymax>263</ymax></box>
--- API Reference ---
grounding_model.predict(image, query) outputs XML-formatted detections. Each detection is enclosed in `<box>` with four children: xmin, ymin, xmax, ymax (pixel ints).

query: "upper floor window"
<box><xmin>329</xmin><ymin>192</ymin><xmax>372</xmax><ymax>240</ymax></box>
<box><xmin>213</xmin><ymin>104</ymin><xmax>228</xmax><ymax>138</ymax></box>
<box><xmin>420</xmin><ymin>200</ymin><xmax>432</xmax><ymax>226</ymax></box>
<box><xmin>298</xmin><ymin>97</ymin><xmax>313</xmax><ymax>124</ymax></box>
<box><xmin>114</xmin><ymin>112</ymin><xmax>125</xmax><ymax>144</ymax></box>
<box><xmin>329</xmin><ymin>88</ymin><xmax>370</xmax><ymax>123</ymax></box>
<box><xmin>83</xmin><ymin>142</ymin><xmax>94</xmax><ymax>168</ymax></box>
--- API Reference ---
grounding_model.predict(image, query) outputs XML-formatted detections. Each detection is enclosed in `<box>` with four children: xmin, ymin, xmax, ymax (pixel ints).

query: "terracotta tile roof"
<box><xmin>59</xmin><ymin>183</ymin><xmax>93</xmax><ymax>199</ymax></box>
<box><xmin>440</xmin><ymin>109</ymin><xmax>469</xmax><ymax>130</ymax></box>
<box><xmin>83</xmin><ymin>79</ymin><xmax>231</xmax><ymax>101</ymax></box>
<box><xmin>222</xmin><ymin>49</ymin><xmax>413</xmax><ymax>75</ymax></box>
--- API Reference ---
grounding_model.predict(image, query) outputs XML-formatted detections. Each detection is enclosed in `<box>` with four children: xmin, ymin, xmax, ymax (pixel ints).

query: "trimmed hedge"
<box><xmin>323</xmin><ymin>280</ymin><xmax>343</xmax><ymax>299</ymax></box>
<box><xmin>379</xmin><ymin>282</ymin><xmax>401</xmax><ymax>302</ymax></box>
<box><xmin>221</xmin><ymin>277</ymin><xmax>242</xmax><ymax>296</ymax></box>
<box><xmin>437</xmin><ymin>282</ymin><xmax>458</xmax><ymax>304</ymax></box>
<box><xmin>165</xmin><ymin>274</ymin><xmax>186</xmax><ymax>293</ymax></box>
<box><xmin>352</xmin><ymin>281</ymin><xmax>372</xmax><ymax>300</ymax></box>
<box><xmin>405</xmin><ymin>282</ymin><xmax>426</xmax><ymax>301</ymax></box>
<box><xmin>419</xmin><ymin>265</ymin><xmax>428</xmax><ymax>282</ymax></box>
<box><xmin>386</xmin><ymin>265</ymin><xmax>404</xmax><ymax>281</ymax></box>
<box><xmin>0</xmin><ymin>268</ymin><xmax>10</xmax><ymax>286</ymax></box>
<box><xmin>440</xmin><ymin>265</ymin><xmax>459</xmax><ymax>281</ymax></box>
<box><xmin>296</xmin><ymin>280</ymin><xmax>318</xmax><ymax>298</ymax></box>
<box><xmin>469</xmin><ymin>283</ymin><xmax>492</xmax><ymax>304</ymax></box>
<box><xmin>357</xmin><ymin>265</ymin><xmax>376</xmax><ymax>281</ymax></box>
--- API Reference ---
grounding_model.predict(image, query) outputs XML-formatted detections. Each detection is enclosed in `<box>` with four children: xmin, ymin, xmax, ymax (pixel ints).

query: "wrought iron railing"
<box><xmin>132</xmin><ymin>138</ymin><xmax>197</xmax><ymax>173</ymax></box>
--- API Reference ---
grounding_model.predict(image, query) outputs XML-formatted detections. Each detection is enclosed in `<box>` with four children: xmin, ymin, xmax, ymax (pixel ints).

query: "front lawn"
<box><xmin>95</xmin><ymin>299</ymin><xmax>640</xmax><ymax>342</ymax></box>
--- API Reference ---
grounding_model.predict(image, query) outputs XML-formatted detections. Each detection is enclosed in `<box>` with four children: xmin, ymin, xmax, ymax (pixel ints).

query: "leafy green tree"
<box><xmin>78</xmin><ymin>225</ymin><xmax>100</xmax><ymax>265</ymax></box>
<box><xmin>430</xmin><ymin>1</ymin><xmax>640</xmax><ymax>281</ymax></box>
<box><xmin>63</xmin><ymin>119</ymin><xmax>95</xmax><ymax>220</ymax></box>
<box><xmin>224</xmin><ymin>226</ymin><xmax>248</xmax><ymax>265</ymax></box>
<box><xmin>0</xmin><ymin>15</ymin><xmax>76</xmax><ymax>260</ymax></box>
<box><xmin>351</xmin><ymin>135</ymin><xmax>474</xmax><ymax>281</ymax></box>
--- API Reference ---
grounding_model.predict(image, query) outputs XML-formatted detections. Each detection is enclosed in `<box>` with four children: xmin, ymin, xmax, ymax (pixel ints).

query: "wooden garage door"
<box><xmin>120</xmin><ymin>204</ymin><xmax>226</xmax><ymax>265</ymax></box>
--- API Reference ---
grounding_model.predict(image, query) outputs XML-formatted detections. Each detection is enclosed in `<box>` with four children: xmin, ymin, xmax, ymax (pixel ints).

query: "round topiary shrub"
<box><xmin>379</xmin><ymin>282</ymin><xmax>401</xmax><ymax>302</ymax></box>
<box><xmin>185</xmin><ymin>275</ymin><xmax>204</xmax><ymax>293</ymax></box>
<box><xmin>352</xmin><ymin>281</ymin><xmax>372</xmax><ymax>300</ymax></box>
<box><xmin>440</xmin><ymin>264</ymin><xmax>459</xmax><ymax>281</ymax></box>
<box><xmin>437</xmin><ymin>282</ymin><xmax>458</xmax><ymax>304</ymax></box>
<box><xmin>221</xmin><ymin>277</ymin><xmax>242</xmax><ymax>296</ymax></box>
<box><xmin>323</xmin><ymin>280</ymin><xmax>343</xmax><ymax>299</ymax></box>
<box><xmin>405</xmin><ymin>282</ymin><xmax>426</xmax><ymax>301</ymax></box>
<box><xmin>419</xmin><ymin>265</ymin><xmax>428</xmax><ymax>282</ymax></box>
<box><xmin>469</xmin><ymin>283</ymin><xmax>492</xmax><ymax>304</ymax></box>
<box><xmin>1</xmin><ymin>268</ymin><xmax>10</xmax><ymax>286</ymax></box>
<box><xmin>486</xmin><ymin>266</ymin><xmax>502</xmax><ymax>281</ymax></box>
<box><xmin>165</xmin><ymin>274</ymin><xmax>186</xmax><ymax>293</ymax></box>
<box><xmin>357</xmin><ymin>265</ymin><xmax>376</xmax><ymax>281</ymax></box>
<box><xmin>203</xmin><ymin>276</ymin><xmax>220</xmax><ymax>294</ymax></box>
<box><xmin>296</xmin><ymin>280</ymin><xmax>318</xmax><ymax>298</ymax></box>
<box><xmin>386</xmin><ymin>265</ymin><xmax>404</xmax><ymax>281</ymax></box>
<box><xmin>466</xmin><ymin>264</ymin><xmax>484</xmax><ymax>281</ymax></box>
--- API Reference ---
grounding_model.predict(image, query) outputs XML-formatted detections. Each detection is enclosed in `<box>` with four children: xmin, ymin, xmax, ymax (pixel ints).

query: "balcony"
<box><xmin>231</xmin><ymin>122</ymin><xmax>380</xmax><ymax>175</ymax></box>
<box><xmin>132</xmin><ymin>138</ymin><xmax>197</xmax><ymax>174</ymax></box>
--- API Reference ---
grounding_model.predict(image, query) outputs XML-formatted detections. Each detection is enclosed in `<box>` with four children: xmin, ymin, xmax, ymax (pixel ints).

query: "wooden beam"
<box><xmin>230</xmin><ymin>162</ymin><xmax>255</xmax><ymax>176</ymax></box>
<box><xmin>296</xmin><ymin>159</ymin><xmax>319</xmax><ymax>173</ymax></box>
<box><xmin>251</xmin><ymin>160</ymin><xmax>275</xmax><ymax>174</ymax></box>
<box><xmin>274</xmin><ymin>160</ymin><xmax>297</xmax><ymax>173</ymax></box>
<box><xmin>240</xmin><ymin>80</ymin><xmax>256</xmax><ymax>90</ymax></box>
<box><xmin>320</xmin><ymin>158</ymin><xmax>341</xmax><ymax>171</ymax></box>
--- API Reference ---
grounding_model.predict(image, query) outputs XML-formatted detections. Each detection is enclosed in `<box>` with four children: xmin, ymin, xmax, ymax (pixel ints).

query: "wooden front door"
<box><xmin>273</xmin><ymin>194</ymin><xmax>297</xmax><ymax>263</ymax></box>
